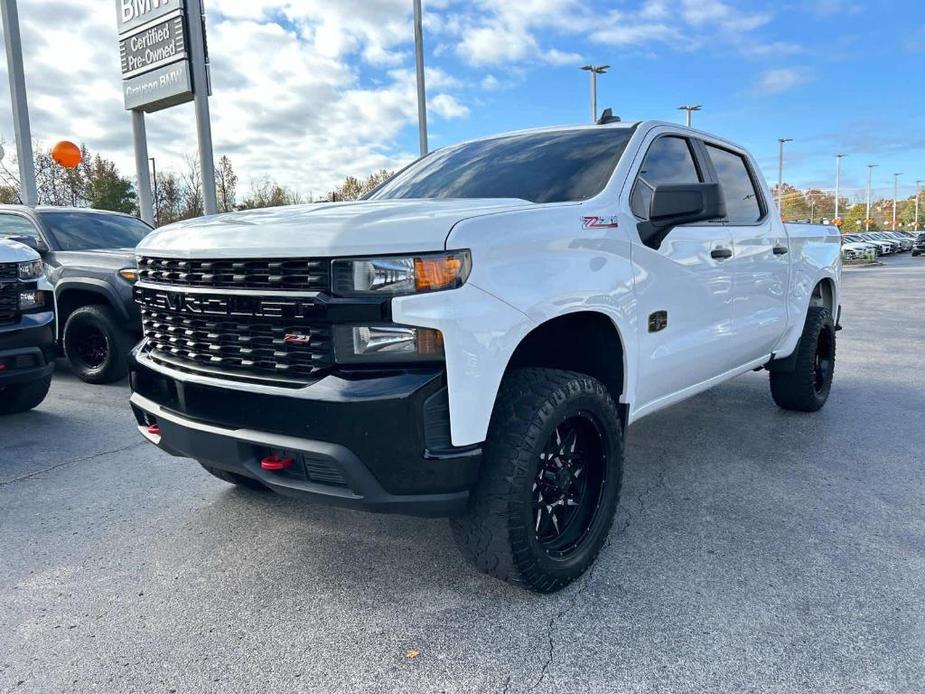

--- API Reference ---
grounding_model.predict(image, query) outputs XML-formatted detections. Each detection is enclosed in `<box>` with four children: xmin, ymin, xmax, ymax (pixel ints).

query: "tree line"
<box><xmin>0</xmin><ymin>142</ymin><xmax>310</xmax><ymax>226</ymax></box>
<box><xmin>772</xmin><ymin>183</ymin><xmax>923</xmax><ymax>231</ymax></box>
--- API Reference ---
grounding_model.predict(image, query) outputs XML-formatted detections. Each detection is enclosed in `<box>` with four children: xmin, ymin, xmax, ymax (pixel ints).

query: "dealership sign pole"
<box><xmin>116</xmin><ymin>0</ymin><xmax>217</xmax><ymax>222</ymax></box>
<box><xmin>0</xmin><ymin>0</ymin><xmax>38</xmax><ymax>206</ymax></box>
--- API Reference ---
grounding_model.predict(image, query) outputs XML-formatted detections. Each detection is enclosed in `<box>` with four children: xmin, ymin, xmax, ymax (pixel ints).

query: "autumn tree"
<box><xmin>241</xmin><ymin>176</ymin><xmax>304</xmax><ymax>209</ymax></box>
<box><xmin>331</xmin><ymin>169</ymin><xmax>395</xmax><ymax>201</ymax></box>
<box><xmin>215</xmin><ymin>155</ymin><xmax>238</xmax><ymax>212</ymax></box>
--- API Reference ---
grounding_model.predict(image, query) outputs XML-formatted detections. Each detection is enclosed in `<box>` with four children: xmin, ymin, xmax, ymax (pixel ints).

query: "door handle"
<box><xmin>773</xmin><ymin>245</ymin><xmax>789</xmax><ymax>255</ymax></box>
<box><xmin>710</xmin><ymin>247</ymin><xmax>733</xmax><ymax>260</ymax></box>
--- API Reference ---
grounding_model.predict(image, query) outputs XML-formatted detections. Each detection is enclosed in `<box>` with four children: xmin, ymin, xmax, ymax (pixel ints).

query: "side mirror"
<box><xmin>638</xmin><ymin>182</ymin><xmax>726</xmax><ymax>249</ymax></box>
<box><xmin>7</xmin><ymin>235</ymin><xmax>48</xmax><ymax>254</ymax></box>
<box><xmin>650</xmin><ymin>182</ymin><xmax>725</xmax><ymax>228</ymax></box>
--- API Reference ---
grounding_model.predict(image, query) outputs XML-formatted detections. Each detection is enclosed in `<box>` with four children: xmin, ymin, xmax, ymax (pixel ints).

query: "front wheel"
<box><xmin>770</xmin><ymin>306</ymin><xmax>836</xmax><ymax>412</ymax></box>
<box><xmin>0</xmin><ymin>375</ymin><xmax>52</xmax><ymax>414</ymax></box>
<box><xmin>63</xmin><ymin>305</ymin><xmax>132</xmax><ymax>384</ymax></box>
<box><xmin>451</xmin><ymin>368</ymin><xmax>624</xmax><ymax>593</ymax></box>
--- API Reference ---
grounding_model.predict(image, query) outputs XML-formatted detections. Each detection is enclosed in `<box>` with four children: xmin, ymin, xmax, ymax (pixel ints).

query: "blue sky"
<box><xmin>401</xmin><ymin>0</ymin><xmax>925</xmax><ymax>200</ymax></box>
<box><xmin>2</xmin><ymin>0</ymin><xmax>923</xmax><ymax>201</ymax></box>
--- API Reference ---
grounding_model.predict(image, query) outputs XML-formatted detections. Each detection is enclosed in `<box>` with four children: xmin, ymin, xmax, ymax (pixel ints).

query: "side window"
<box><xmin>630</xmin><ymin>136</ymin><xmax>701</xmax><ymax>219</ymax></box>
<box><xmin>705</xmin><ymin>145</ymin><xmax>763</xmax><ymax>224</ymax></box>
<box><xmin>0</xmin><ymin>214</ymin><xmax>41</xmax><ymax>240</ymax></box>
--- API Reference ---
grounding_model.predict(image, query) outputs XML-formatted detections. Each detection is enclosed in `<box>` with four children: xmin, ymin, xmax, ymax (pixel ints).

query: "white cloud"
<box><xmin>755</xmin><ymin>67</ymin><xmax>811</xmax><ymax>94</ymax></box>
<box><xmin>0</xmin><ymin>0</ymin><xmax>472</xmax><ymax>200</ymax></box>
<box><xmin>431</xmin><ymin>94</ymin><xmax>470</xmax><ymax>119</ymax></box>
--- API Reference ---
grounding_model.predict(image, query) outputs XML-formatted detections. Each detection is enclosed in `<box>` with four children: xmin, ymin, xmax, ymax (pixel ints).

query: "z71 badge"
<box><xmin>582</xmin><ymin>216</ymin><xmax>619</xmax><ymax>229</ymax></box>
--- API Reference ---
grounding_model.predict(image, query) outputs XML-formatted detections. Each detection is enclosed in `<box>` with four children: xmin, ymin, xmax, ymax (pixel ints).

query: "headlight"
<box><xmin>333</xmin><ymin>325</ymin><xmax>444</xmax><ymax>364</ymax></box>
<box><xmin>331</xmin><ymin>250</ymin><xmax>471</xmax><ymax>297</ymax></box>
<box><xmin>17</xmin><ymin>259</ymin><xmax>43</xmax><ymax>280</ymax></box>
<box><xmin>19</xmin><ymin>290</ymin><xmax>46</xmax><ymax>310</ymax></box>
<box><xmin>119</xmin><ymin>268</ymin><xmax>138</xmax><ymax>282</ymax></box>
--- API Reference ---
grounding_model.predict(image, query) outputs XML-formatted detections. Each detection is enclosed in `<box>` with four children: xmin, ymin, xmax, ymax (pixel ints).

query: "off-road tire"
<box><xmin>451</xmin><ymin>368</ymin><xmax>624</xmax><ymax>593</ymax></box>
<box><xmin>770</xmin><ymin>306</ymin><xmax>835</xmax><ymax>412</ymax></box>
<box><xmin>199</xmin><ymin>463</ymin><xmax>270</xmax><ymax>491</ymax></box>
<box><xmin>0</xmin><ymin>375</ymin><xmax>52</xmax><ymax>414</ymax></box>
<box><xmin>63</xmin><ymin>305</ymin><xmax>131</xmax><ymax>384</ymax></box>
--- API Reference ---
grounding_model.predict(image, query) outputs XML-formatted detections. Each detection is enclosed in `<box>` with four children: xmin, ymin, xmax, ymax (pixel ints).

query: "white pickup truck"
<box><xmin>128</xmin><ymin>120</ymin><xmax>841</xmax><ymax>592</ymax></box>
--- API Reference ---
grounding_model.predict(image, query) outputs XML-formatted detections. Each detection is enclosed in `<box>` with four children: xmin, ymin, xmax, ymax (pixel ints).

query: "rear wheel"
<box><xmin>0</xmin><ymin>375</ymin><xmax>52</xmax><ymax>414</ymax></box>
<box><xmin>451</xmin><ymin>368</ymin><xmax>624</xmax><ymax>593</ymax></box>
<box><xmin>770</xmin><ymin>306</ymin><xmax>835</xmax><ymax>412</ymax></box>
<box><xmin>63</xmin><ymin>305</ymin><xmax>132</xmax><ymax>384</ymax></box>
<box><xmin>199</xmin><ymin>463</ymin><xmax>270</xmax><ymax>491</ymax></box>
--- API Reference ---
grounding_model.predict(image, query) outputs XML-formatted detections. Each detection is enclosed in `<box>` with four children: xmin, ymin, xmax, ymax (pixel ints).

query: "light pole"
<box><xmin>777</xmin><ymin>138</ymin><xmax>792</xmax><ymax>216</ymax></box>
<box><xmin>915</xmin><ymin>180</ymin><xmax>923</xmax><ymax>231</ymax></box>
<box><xmin>677</xmin><ymin>105</ymin><xmax>702</xmax><ymax>127</ymax></box>
<box><xmin>413</xmin><ymin>0</ymin><xmax>428</xmax><ymax>156</ymax></box>
<box><xmin>580</xmin><ymin>65</ymin><xmax>609</xmax><ymax>123</ymax></box>
<box><xmin>865</xmin><ymin>164</ymin><xmax>878</xmax><ymax>231</ymax></box>
<box><xmin>892</xmin><ymin>172</ymin><xmax>903</xmax><ymax>230</ymax></box>
<box><xmin>834</xmin><ymin>154</ymin><xmax>845</xmax><ymax>224</ymax></box>
<box><xmin>1</xmin><ymin>0</ymin><xmax>37</xmax><ymax>206</ymax></box>
<box><xmin>149</xmin><ymin>157</ymin><xmax>158</xmax><ymax>225</ymax></box>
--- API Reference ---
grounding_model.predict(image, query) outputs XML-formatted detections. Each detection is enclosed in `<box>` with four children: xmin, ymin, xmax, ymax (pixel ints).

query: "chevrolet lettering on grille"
<box><xmin>135</xmin><ymin>286</ymin><xmax>316</xmax><ymax>320</ymax></box>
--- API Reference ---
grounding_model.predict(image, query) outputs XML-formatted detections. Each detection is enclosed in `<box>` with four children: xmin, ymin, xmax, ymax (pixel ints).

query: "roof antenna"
<box><xmin>597</xmin><ymin>108</ymin><xmax>621</xmax><ymax>125</ymax></box>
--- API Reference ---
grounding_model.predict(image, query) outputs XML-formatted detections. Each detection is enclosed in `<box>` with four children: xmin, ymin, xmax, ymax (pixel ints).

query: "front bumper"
<box><xmin>0</xmin><ymin>311</ymin><xmax>56</xmax><ymax>385</ymax></box>
<box><xmin>128</xmin><ymin>348</ymin><xmax>482</xmax><ymax>517</ymax></box>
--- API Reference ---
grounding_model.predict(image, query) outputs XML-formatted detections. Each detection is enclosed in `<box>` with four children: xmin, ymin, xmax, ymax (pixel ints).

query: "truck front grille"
<box><xmin>139</xmin><ymin>307</ymin><xmax>333</xmax><ymax>386</ymax></box>
<box><xmin>137</xmin><ymin>256</ymin><xmax>330</xmax><ymax>292</ymax></box>
<box><xmin>0</xmin><ymin>262</ymin><xmax>18</xmax><ymax>282</ymax></box>
<box><xmin>0</xmin><ymin>271</ymin><xmax>19</xmax><ymax>325</ymax></box>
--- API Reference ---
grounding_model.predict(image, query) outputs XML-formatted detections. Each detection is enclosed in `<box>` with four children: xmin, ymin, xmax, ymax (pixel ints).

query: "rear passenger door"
<box><xmin>628</xmin><ymin>133</ymin><xmax>736</xmax><ymax>410</ymax></box>
<box><xmin>702</xmin><ymin>143</ymin><xmax>790</xmax><ymax>361</ymax></box>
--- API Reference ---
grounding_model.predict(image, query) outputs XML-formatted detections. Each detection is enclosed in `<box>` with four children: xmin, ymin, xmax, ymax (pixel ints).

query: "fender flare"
<box><xmin>54</xmin><ymin>279</ymin><xmax>131</xmax><ymax>338</ymax></box>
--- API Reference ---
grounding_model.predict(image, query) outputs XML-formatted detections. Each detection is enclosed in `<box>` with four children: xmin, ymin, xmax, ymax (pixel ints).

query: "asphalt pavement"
<box><xmin>1</xmin><ymin>254</ymin><xmax>923</xmax><ymax>693</ymax></box>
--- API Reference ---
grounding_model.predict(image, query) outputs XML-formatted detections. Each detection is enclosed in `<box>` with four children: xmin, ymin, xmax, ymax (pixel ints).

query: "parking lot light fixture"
<box><xmin>678</xmin><ymin>105</ymin><xmax>702</xmax><ymax>127</ymax></box>
<box><xmin>580</xmin><ymin>65</ymin><xmax>609</xmax><ymax>123</ymax></box>
<box><xmin>866</xmin><ymin>164</ymin><xmax>878</xmax><ymax>231</ymax></box>
<box><xmin>835</xmin><ymin>154</ymin><xmax>845</xmax><ymax>223</ymax></box>
<box><xmin>893</xmin><ymin>172</ymin><xmax>903</xmax><ymax>230</ymax></box>
<box><xmin>777</xmin><ymin>138</ymin><xmax>793</xmax><ymax>216</ymax></box>
<box><xmin>915</xmin><ymin>180</ymin><xmax>923</xmax><ymax>231</ymax></box>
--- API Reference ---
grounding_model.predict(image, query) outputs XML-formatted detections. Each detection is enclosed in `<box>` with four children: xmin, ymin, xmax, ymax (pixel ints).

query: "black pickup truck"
<box><xmin>0</xmin><ymin>206</ymin><xmax>152</xmax><ymax>383</ymax></box>
<box><xmin>0</xmin><ymin>238</ymin><xmax>55</xmax><ymax>413</ymax></box>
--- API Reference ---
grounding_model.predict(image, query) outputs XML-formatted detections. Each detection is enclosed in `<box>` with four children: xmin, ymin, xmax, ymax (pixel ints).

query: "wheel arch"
<box><xmin>501</xmin><ymin>310</ymin><xmax>630</xmax><ymax>429</ymax></box>
<box><xmin>811</xmin><ymin>277</ymin><xmax>836</xmax><ymax>312</ymax></box>
<box><xmin>55</xmin><ymin>280</ymin><xmax>127</xmax><ymax>340</ymax></box>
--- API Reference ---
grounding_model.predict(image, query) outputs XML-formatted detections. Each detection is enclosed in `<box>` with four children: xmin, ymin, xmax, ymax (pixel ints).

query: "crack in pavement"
<box><xmin>0</xmin><ymin>442</ymin><xmax>140</xmax><ymax>487</ymax></box>
<box><xmin>527</xmin><ymin>461</ymin><xmax>668</xmax><ymax>692</ymax></box>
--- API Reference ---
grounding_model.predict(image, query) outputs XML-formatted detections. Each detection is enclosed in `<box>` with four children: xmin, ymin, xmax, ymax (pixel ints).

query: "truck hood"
<box><xmin>0</xmin><ymin>238</ymin><xmax>40</xmax><ymax>262</ymax></box>
<box><xmin>54</xmin><ymin>248</ymin><xmax>137</xmax><ymax>270</ymax></box>
<box><xmin>136</xmin><ymin>199</ymin><xmax>533</xmax><ymax>258</ymax></box>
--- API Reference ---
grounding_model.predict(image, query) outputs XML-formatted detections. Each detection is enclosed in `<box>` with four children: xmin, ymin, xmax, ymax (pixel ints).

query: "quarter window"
<box><xmin>705</xmin><ymin>145</ymin><xmax>763</xmax><ymax>224</ymax></box>
<box><xmin>630</xmin><ymin>136</ymin><xmax>701</xmax><ymax>219</ymax></box>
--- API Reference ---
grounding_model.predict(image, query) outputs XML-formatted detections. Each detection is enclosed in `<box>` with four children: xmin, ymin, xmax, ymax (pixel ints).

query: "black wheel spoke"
<box><xmin>532</xmin><ymin>413</ymin><xmax>607</xmax><ymax>557</ymax></box>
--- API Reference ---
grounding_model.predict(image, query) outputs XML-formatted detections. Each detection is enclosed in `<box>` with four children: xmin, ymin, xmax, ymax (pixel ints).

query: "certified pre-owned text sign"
<box><xmin>119</xmin><ymin>11</ymin><xmax>186</xmax><ymax>79</ymax></box>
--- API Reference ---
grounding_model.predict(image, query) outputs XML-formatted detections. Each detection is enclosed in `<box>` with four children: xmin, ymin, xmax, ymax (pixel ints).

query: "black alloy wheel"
<box><xmin>532</xmin><ymin>414</ymin><xmax>607</xmax><ymax>558</ymax></box>
<box><xmin>71</xmin><ymin>322</ymin><xmax>109</xmax><ymax>370</ymax></box>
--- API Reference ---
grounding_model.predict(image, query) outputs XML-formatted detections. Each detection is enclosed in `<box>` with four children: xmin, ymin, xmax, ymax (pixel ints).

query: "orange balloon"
<box><xmin>52</xmin><ymin>140</ymin><xmax>82</xmax><ymax>169</ymax></box>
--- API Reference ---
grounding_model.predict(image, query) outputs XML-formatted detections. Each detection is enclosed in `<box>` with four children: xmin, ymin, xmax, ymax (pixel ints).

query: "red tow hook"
<box><xmin>147</xmin><ymin>423</ymin><xmax>161</xmax><ymax>436</ymax></box>
<box><xmin>260</xmin><ymin>454</ymin><xmax>294</xmax><ymax>471</ymax></box>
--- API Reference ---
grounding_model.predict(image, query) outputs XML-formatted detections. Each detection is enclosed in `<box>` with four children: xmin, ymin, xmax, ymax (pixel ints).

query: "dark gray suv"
<box><xmin>0</xmin><ymin>206</ymin><xmax>152</xmax><ymax>383</ymax></box>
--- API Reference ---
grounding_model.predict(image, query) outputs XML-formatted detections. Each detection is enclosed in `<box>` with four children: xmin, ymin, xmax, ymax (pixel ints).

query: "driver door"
<box><xmin>628</xmin><ymin>134</ymin><xmax>736</xmax><ymax>411</ymax></box>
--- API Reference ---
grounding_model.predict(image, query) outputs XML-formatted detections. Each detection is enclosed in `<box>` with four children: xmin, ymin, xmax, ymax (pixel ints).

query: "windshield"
<box><xmin>367</xmin><ymin>128</ymin><xmax>635</xmax><ymax>204</ymax></box>
<box><xmin>39</xmin><ymin>211</ymin><xmax>152</xmax><ymax>251</ymax></box>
